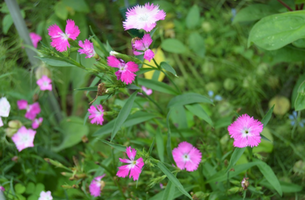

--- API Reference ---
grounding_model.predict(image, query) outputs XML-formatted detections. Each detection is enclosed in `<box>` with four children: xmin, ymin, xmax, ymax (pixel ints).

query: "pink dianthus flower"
<box><xmin>48</xmin><ymin>19</ymin><xmax>80</xmax><ymax>52</ymax></box>
<box><xmin>228</xmin><ymin>114</ymin><xmax>263</xmax><ymax>148</ymax></box>
<box><xmin>11</xmin><ymin>126</ymin><xmax>36</xmax><ymax>152</ymax></box>
<box><xmin>29</xmin><ymin>32</ymin><xmax>42</xmax><ymax>48</ymax></box>
<box><xmin>172</xmin><ymin>141</ymin><xmax>202</xmax><ymax>172</ymax></box>
<box><xmin>107</xmin><ymin>56</ymin><xmax>139</xmax><ymax>85</ymax></box>
<box><xmin>37</xmin><ymin>75</ymin><xmax>52</xmax><ymax>91</ymax></box>
<box><xmin>32</xmin><ymin>117</ymin><xmax>43</xmax><ymax>129</ymax></box>
<box><xmin>141</xmin><ymin>86</ymin><xmax>152</xmax><ymax>95</ymax></box>
<box><xmin>17</xmin><ymin>100</ymin><xmax>41</xmax><ymax>120</ymax></box>
<box><xmin>89</xmin><ymin>174</ymin><xmax>106</xmax><ymax>197</ymax></box>
<box><xmin>38</xmin><ymin>191</ymin><xmax>53</xmax><ymax>200</ymax></box>
<box><xmin>0</xmin><ymin>97</ymin><xmax>10</xmax><ymax>127</ymax></box>
<box><xmin>132</xmin><ymin>34</ymin><xmax>155</xmax><ymax>61</ymax></box>
<box><xmin>116</xmin><ymin>146</ymin><xmax>144</xmax><ymax>181</ymax></box>
<box><xmin>88</xmin><ymin>105</ymin><xmax>104</xmax><ymax>125</ymax></box>
<box><xmin>78</xmin><ymin>39</ymin><xmax>96</xmax><ymax>58</ymax></box>
<box><xmin>0</xmin><ymin>186</ymin><xmax>4</xmax><ymax>191</ymax></box>
<box><xmin>123</xmin><ymin>3</ymin><xmax>166</xmax><ymax>32</ymax></box>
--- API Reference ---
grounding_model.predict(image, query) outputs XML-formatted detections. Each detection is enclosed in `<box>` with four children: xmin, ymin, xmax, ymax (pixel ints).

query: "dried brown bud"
<box><xmin>241</xmin><ymin>177</ymin><xmax>249</xmax><ymax>190</ymax></box>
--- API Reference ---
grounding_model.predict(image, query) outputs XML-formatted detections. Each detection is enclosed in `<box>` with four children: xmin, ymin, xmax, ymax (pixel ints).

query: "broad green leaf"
<box><xmin>170</xmin><ymin>106</ymin><xmax>188</xmax><ymax>128</ymax></box>
<box><xmin>256</xmin><ymin>159</ymin><xmax>282</xmax><ymax>196</ymax></box>
<box><xmin>185</xmin><ymin>104</ymin><xmax>213</xmax><ymax>126</ymax></box>
<box><xmin>93</xmin><ymin>111</ymin><xmax>156</xmax><ymax>137</ymax></box>
<box><xmin>15</xmin><ymin>183</ymin><xmax>26</xmax><ymax>194</ymax></box>
<box><xmin>37</xmin><ymin>57</ymin><xmax>78</xmax><ymax>67</ymax></box>
<box><xmin>261</xmin><ymin>105</ymin><xmax>274</xmax><ymax>127</ymax></box>
<box><xmin>52</xmin><ymin>117</ymin><xmax>89</xmax><ymax>152</ymax></box>
<box><xmin>100</xmin><ymin>140</ymin><xmax>126</xmax><ymax>152</ymax></box>
<box><xmin>226</xmin><ymin>148</ymin><xmax>246</xmax><ymax>172</ymax></box>
<box><xmin>248</xmin><ymin>11</ymin><xmax>305</xmax><ymax>50</ymax></box>
<box><xmin>161</xmin><ymin>39</ymin><xmax>187</xmax><ymax>54</ymax></box>
<box><xmin>214</xmin><ymin>116</ymin><xmax>232</xmax><ymax>129</ymax></box>
<box><xmin>111</xmin><ymin>92</ymin><xmax>137</xmax><ymax>141</ymax></box>
<box><xmin>292</xmin><ymin>74</ymin><xmax>305</xmax><ymax>108</ymax></box>
<box><xmin>2</xmin><ymin>11</ymin><xmax>25</xmax><ymax>34</ymax></box>
<box><xmin>157</xmin><ymin>162</ymin><xmax>192</xmax><ymax>199</ymax></box>
<box><xmin>156</xmin><ymin>128</ymin><xmax>165</xmax><ymax>162</ymax></box>
<box><xmin>74</xmin><ymin>86</ymin><xmax>97</xmax><ymax>91</ymax></box>
<box><xmin>161</xmin><ymin>62</ymin><xmax>177</xmax><ymax>76</ymax></box>
<box><xmin>186</xmin><ymin>5</ymin><xmax>200</xmax><ymax>29</ymax></box>
<box><xmin>167</xmin><ymin>93</ymin><xmax>213</xmax><ymax>108</ymax></box>
<box><xmin>233</xmin><ymin>4</ymin><xmax>276</xmax><ymax>24</ymax></box>
<box><xmin>138</xmin><ymin>78</ymin><xmax>179</xmax><ymax>95</ymax></box>
<box><xmin>63</xmin><ymin>0</ymin><xmax>89</xmax><ymax>13</ymax></box>
<box><xmin>54</xmin><ymin>2</ymin><xmax>68</xmax><ymax>20</ymax></box>
<box><xmin>188</xmin><ymin>32</ymin><xmax>205</xmax><ymax>58</ymax></box>
<box><xmin>162</xmin><ymin>181</ymin><xmax>175</xmax><ymax>200</ymax></box>
<box><xmin>25</xmin><ymin>182</ymin><xmax>35</xmax><ymax>194</ymax></box>
<box><xmin>295</xmin><ymin>81</ymin><xmax>305</xmax><ymax>111</ymax></box>
<box><xmin>292</xmin><ymin>38</ymin><xmax>305</xmax><ymax>48</ymax></box>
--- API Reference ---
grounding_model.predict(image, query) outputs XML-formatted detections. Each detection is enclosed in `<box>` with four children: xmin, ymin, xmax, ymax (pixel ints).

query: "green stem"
<box><xmin>142</xmin><ymin>92</ymin><xmax>165</xmax><ymax>115</ymax></box>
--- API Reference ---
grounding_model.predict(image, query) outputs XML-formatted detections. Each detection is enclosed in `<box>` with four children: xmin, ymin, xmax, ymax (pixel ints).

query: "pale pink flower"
<box><xmin>141</xmin><ymin>86</ymin><xmax>152</xmax><ymax>95</ymax></box>
<box><xmin>32</xmin><ymin>117</ymin><xmax>43</xmax><ymax>129</ymax></box>
<box><xmin>78</xmin><ymin>39</ymin><xmax>96</xmax><ymax>58</ymax></box>
<box><xmin>0</xmin><ymin>118</ymin><xmax>3</xmax><ymax>127</ymax></box>
<box><xmin>116</xmin><ymin>146</ymin><xmax>144</xmax><ymax>181</ymax></box>
<box><xmin>123</xmin><ymin>3</ymin><xmax>166</xmax><ymax>32</ymax></box>
<box><xmin>0</xmin><ymin>186</ymin><xmax>4</xmax><ymax>191</ymax></box>
<box><xmin>0</xmin><ymin>97</ymin><xmax>10</xmax><ymax>117</ymax></box>
<box><xmin>11</xmin><ymin>126</ymin><xmax>36</xmax><ymax>152</ymax></box>
<box><xmin>38</xmin><ymin>191</ymin><xmax>53</xmax><ymax>200</ymax></box>
<box><xmin>228</xmin><ymin>114</ymin><xmax>263</xmax><ymax>148</ymax></box>
<box><xmin>107</xmin><ymin>56</ymin><xmax>139</xmax><ymax>85</ymax></box>
<box><xmin>17</xmin><ymin>100</ymin><xmax>41</xmax><ymax>120</ymax></box>
<box><xmin>172</xmin><ymin>141</ymin><xmax>202</xmax><ymax>172</ymax></box>
<box><xmin>29</xmin><ymin>32</ymin><xmax>42</xmax><ymax>48</ymax></box>
<box><xmin>37</xmin><ymin>75</ymin><xmax>52</xmax><ymax>91</ymax></box>
<box><xmin>88</xmin><ymin>105</ymin><xmax>104</xmax><ymax>125</ymax></box>
<box><xmin>48</xmin><ymin>19</ymin><xmax>80</xmax><ymax>52</ymax></box>
<box><xmin>89</xmin><ymin>174</ymin><xmax>106</xmax><ymax>197</ymax></box>
<box><xmin>133</xmin><ymin>34</ymin><xmax>155</xmax><ymax>61</ymax></box>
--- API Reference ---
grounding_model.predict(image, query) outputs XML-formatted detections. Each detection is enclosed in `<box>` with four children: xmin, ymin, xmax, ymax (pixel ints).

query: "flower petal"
<box><xmin>65</xmin><ymin>19</ymin><xmax>80</xmax><ymax>40</ymax></box>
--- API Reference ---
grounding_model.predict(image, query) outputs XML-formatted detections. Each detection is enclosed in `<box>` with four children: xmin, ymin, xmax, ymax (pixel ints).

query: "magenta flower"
<box><xmin>133</xmin><ymin>34</ymin><xmax>155</xmax><ymax>61</ymax></box>
<box><xmin>11</xmin><ymin>126</ymin><xmax>36</xmax><ymax>152</ymax></box>
<box><xmin>32</xmin><ymin>117</ymin><xmax>43</xmax><ymax>129</ymax></box>
<box><xmin>17</xmin><ymin>100</ymin><xmax>41</xmax><ymax>120</ymax></box>
<box><xmin>107</xmin><ymin>56</ymin><xmax>139</xmax><ymax>85</ymax></box>
<box><xmin>123</xmin><ymin>3</ymin><xmax>166</xmax><ymax>32</ymax></box>
<box><xmin>116</xmin><ymin>146</ymin><xmax>144</xmax><ymax>181</ymax></box>
<box><xmin>29</xmin><ymin>32</ymin><xmax>42</xmax><ymax>48</ymax></box>
<box><xmin>37</xmin><ymin>75</ymin><xmax>52</xmax><ymax>91</ymax></box>
<box><xmin>0</xmin><ymin>186</ymin><xmax>4</xmax><ymax>191</ymax></box>
<box><xmin>78</xmin><ymin>39</ymin><xmax>96</xmax><ymax>58</ymax></box>
<box><xmin>88</xmin><ymin>105</ymin><xmax>104</xmax><ymax>125</ymax></box>
<box><xmin>172</xmin><ymin>141</ymin><xmax>202</xmax><ymax>172</ymax></box>
<box><xmin>38</xmin><ymin>191</ymin><xmax>53</xmax><ymax>200</ymax></box>
<box><xmin>89</xmin><ymin>174</ymin><xmax>106</xmax><ymax>197</ymax></box>
<box><xmin>48</xmin><ymin>19</ymin><xmax>80</xmax><ymax>52</ymax></box>
<box><xmin>228</xmin><ymin>114</ymin><xmax>263</xmax><ymax>148</ymax></box>
<box><xmin>141</xmin><ymin>86</ymin><xmax>152</xmax><ymax>95</ymax></box>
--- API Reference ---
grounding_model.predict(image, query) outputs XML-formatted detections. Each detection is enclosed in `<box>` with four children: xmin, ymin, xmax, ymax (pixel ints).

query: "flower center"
<box><xmin>242</xmin><ymin>128</ymin><xmax>251</xmax><ymax>137</ymax></box>
<box><xmin>182</xmin><ymin>154</ymin><xmax>190</xmax><ymax>162</ymax></box>
<box><xmin>61</xmin><ymin>33</ymin><xmax>69</xmax><ymax>40</ymax></box>
<box><xmin>119</xmin><ymin>64</ymin><xmax>126</xmax><ymax>72</ymax></box>
<box><xmin>20</xmin><ymin>135</ymin><xmax>29</xmax><ymax>143</ymax></box>
<box><xmin>138</xmin><ymin>14</ymin><xmax>149</xmax><ymax>22</ymax></box>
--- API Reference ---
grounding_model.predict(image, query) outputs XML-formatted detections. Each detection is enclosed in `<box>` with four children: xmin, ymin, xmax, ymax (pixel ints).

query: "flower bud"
<box><xmin>35</xmin><ymin>65</ymin><xmax>51</xmax><ymax>80</ymax></box>
<box><xmin>223</xmin><ymin>78</ymin><xmax>235</xmax><ymax>91</ymax></box>
<box><xmin>241</xmin><ymin>177</ymin><xmax>249</xmax><ymax>190</ymax></box>
<box><xmin>8</xmin><ymin>120</ymin><xmax>22</xmax><ymax>129</ymax></box>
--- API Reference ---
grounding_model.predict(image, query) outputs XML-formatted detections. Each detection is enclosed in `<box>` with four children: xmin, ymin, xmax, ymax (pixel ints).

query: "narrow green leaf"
<box><xmin>259</xmin><ymin>180</ymin><xmax>303</xmax><ymax>193</ymax></box>
<box><xmin>166</xmin><ymin>110</ymin><xmax>174</xmax><ymax>163</ymax></box>
<box><xmin>186</xmin><ymin>5</ymin><xmax>200</xmax><ymax>29</ymax></box>
<box><xmin>248</xmin><ymin>11</ymin><xmax>305</xmax><ymax>50</ymax></box>
<box><xmin>100</xmin><ymin>140</ymin><xmax>126</xmax><ymax>152</ymax></box>
<box><xmin>292</xmin><ymin>74</ymin><xmax>305</xmax><ymax>108</ymax></box>
<box><xmin>161</xmin><ymin>39</ymin><xmax>187</xmax><ymax>54</ymax></box>
<box><xmin>226</xmin><ymin>148</ymin><xmax>245</xmax><ymax>172</ymax></box>
<box><xmin>188</xmin><ymin>32</ymin><xmax>205</xmax><ymax>58</ymax></box>
<box><xmin>157</xmin><ymin>162</ymin><xmax>192</xmax><ymax>199</ymax></box>
<box><xmin>167</xmin><ymin>93</ymin><xmax>213</xmax><ymax>108</ymax></box>
<box><xmin>37</xmin><ymin>56</ymin><xmax>77</xmax><ymax>67</ymax></box>
<box><xmin>149</xmin><ymin>186</ymin><xmax>194</xmax><ymax>200</ymax></box>
<box><xmin>138</xmin><ymin>78</ymin><xmax>179</xmax><ymax>95</ymax></box>
<box><xmin>126</xmin><ymin>84</ymin><xmax>141</xmax><ymax>90</ymax></box>
<box><xmin>295</xmin><ymin>81</ymin><xmax>305</xmax><ymax>111</ymax></box>
<box><xmin>148</xmin><ymin>139</ymin><xmax>155</xmax><ymax>155</ymax></box>
<box><xmin>111</xmin><ymin>92</ymin><xmax>137</xmax><ymax>141</ymax></box>
<box><xmin>162</xmin><ymin>180</ymin><xmax>175</xmax><ymax>200</ymax></box>
<box><xmin>185</xmin><ymin>104</ymin><xmax>213</xmax><ymax>126</ymax></box>
<box><xmin>161</xmin><ymin>62</ymin><xmax>177</xmax><ymax>76</ymax></box>
<box><xmin>136</xmin><ymin>68</ymin><xmax>156</xmax><ymax>75</ymax></box>
<box><xmin>255</xmin><ymin>159</ymin><xmax>282</xmax><ymax>196</ymax></box>
<box><xmin>93</xmin><ymin>111</ymin><xmax>156</xmax><ymax>137</ymax></box>
<box><xmin>74</xmin><ymin>86</ymin><xmax>97</xmax><ymax>91</ymax></box>
<box><xmin>156</xmin><ymin>128</ymin><xmax>165</xmax><ymax>162</ymax></box>
<box><xmin>261</xmin><ymin>105</ymin><xmax>274</xmax><ymax>127</ymax></box>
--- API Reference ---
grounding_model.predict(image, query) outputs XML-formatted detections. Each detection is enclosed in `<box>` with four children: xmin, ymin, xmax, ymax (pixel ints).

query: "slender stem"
<box><xmin>114</xmin><ymin>178</ymin><xmax>127</xmax><ymax>200</ymax></box>
<box><xmin>301</xmin><ymin>4</ymin><xmax>304</xmax><ymax>10</ymax></box>
<box><xmin>142</xmin><ymin>92</ymin><xmax>165</xmax><ymax>115</ymax></box>
<box><xmin>277</xmin><ymin>0</ymin><xmax>293</xmax><ymax>11</ymax></box>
